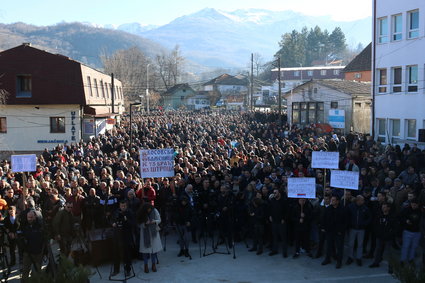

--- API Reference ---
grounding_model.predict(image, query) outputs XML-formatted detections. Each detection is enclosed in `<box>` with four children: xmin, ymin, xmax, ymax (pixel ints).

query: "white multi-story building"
<box><xmin>373</xmin><ymin>0</ymin><xmax>425</xmax><ymax>144</ymax></box>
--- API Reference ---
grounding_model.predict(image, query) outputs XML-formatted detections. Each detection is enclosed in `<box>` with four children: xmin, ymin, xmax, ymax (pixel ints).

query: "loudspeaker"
<box><xmin>418</xmin><ymin>129</ymin><xmax>425</xmax><ymax>142</ymax></box>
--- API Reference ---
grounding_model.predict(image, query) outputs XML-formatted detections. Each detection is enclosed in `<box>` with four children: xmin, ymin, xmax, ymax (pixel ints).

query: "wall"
<box><xmin>374</xmin><ymin>0</ymin><xmax>425</xmax><ymax>142</ymax></box>
<box><xmin>344</xmin><ymin>71</ymin><xmax>372</xmax><ymax>82</ymax></box>
<box><xmin>0</xmin><ymin>104</ymin><xmax>82</xmax><ymax>152</ymax></box>
<box><xmin>286</xmin><ymin>82</ymin><xmax>353</xmax><ymax>133</ymax></box>
<box><xmin>352</xmin><ymin>98</ymin><xmax>372</xmax><ymax>133</ymax></box>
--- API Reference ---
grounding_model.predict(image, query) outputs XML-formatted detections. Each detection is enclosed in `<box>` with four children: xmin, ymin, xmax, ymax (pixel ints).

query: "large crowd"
<box><xmin>1</xmin><ymin>110</ymin><xmax>425</xmax><ymax>281</ymax></box>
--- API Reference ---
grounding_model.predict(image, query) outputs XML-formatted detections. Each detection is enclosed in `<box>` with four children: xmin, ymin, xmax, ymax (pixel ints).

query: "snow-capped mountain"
<box><xmin>82</xmin><ymin>8</ymin><xmax>371</xmax><ymax>68</ymax></box>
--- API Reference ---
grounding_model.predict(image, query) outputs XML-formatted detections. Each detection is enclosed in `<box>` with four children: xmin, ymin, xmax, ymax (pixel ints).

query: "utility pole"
<box><xmin>111</xmin><ymin>73</ymin><xmax>115</xmax><ymax>114</ymax></box>
<box><xmin>146</xmin><ymin>64</ymin><xmax>150</xmax><ymax>115</ymax></box>
<box><xmin>277</xmin><ymin>57</ymin><xmax>282</xmax><ymax>125</ymax></box>
<box><xmin>250</xmin><ymin>53</ymin><xmax>254</xmax><ymax>111</ymax></box>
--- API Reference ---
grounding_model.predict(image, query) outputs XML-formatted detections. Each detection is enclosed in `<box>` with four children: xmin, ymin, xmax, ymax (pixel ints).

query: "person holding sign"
<box><xmin>321</xmin><ymin>196</ymin><xmax>347</xmax><ymax>269</ymax></box>
<box><xmin>291</xmin><ymin>198</ymin><xmax>313</xmax><ymax>258</ymax></box>
<box><xmin>346</xmin><ymin>195</ymin><xmax>371</xmax><ymax>266</ymax></box>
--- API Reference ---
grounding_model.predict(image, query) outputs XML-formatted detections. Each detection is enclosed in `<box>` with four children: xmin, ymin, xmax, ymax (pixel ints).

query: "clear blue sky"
<box><xmin>0</xmin><ymin>0</ymin><xmax>371</xmax><ymax>26</ymax></box>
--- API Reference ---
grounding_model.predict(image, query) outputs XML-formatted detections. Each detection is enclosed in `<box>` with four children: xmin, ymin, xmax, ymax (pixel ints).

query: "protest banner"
<box><xmin>139</xmin><ymin>148</ymin><xmax>175</xmax><ymax>178</ymax></box>
<box><xmin>311</xmin><ymin>151</ymin><xmax>339</xmax><ymax>169</ymax></box>
<box><xmin>11</xmin><ymin>154</ymin><xmax>37</xmax><ymax>173</ymax></box>
<box><xmin>287</xmin><ymin>177</ymin><xmax>316</xmax><ymax>199</ymax></box>
<box><xmin>330</xmin><ymin>170</ymin><xmax>359</xmax><ymax>190</ymax></box>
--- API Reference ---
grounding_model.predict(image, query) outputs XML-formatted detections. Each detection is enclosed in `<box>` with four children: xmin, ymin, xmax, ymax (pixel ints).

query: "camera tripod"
<box><xmin>199</xmin><ymin>214</ymin><xmax>234</xmax><ymax>258</ymax></box>
<box><xmin>0</xmin><ymin>238</ymin><xmax>10</xmax><ymax>282</ymax></box>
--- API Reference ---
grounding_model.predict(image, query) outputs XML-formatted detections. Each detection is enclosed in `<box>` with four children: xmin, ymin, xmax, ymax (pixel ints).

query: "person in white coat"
<box><xmin>138</xmin><ymin>203</ymin><xmax>162</xmax><ymax>273</ymax></box>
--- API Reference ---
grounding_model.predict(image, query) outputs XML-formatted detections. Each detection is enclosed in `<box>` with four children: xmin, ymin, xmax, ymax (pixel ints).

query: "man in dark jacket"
<box><xmin>346</xmin><ymin>195</ymin><xmax>371</xmax><ymax>266</ymax></box>
<box><xmin>322</xmin><ymin>195</ymin><xmax>347</xmax><ymax>269</ymax></box>
<box><xmin>3</xmin><ymin>206</ymin><xmax>19</xmax><ymax>266</ymax></box>
<box><xmin>292</xmin><ymin>198</ymin><xmax>313</xmax><ymax>258</ymax></box>
<box><xmin>268</xmin><ymin>189</ymin><xmax>288</xmax><ymax>257</ymax></box>
<box><xmin>314</xmin><ymin>194</ymin><xmax>331</xmax><ymax>258</ymax></box>
<box><xmin>20</xmin><ymin>211</ymin><xmax>45</xmax><ymax>283</ymax></box>
<box><xmin>369</xmin><ymin>202</ymin><xmax>396</xmax><ymax>270</ymax></box>
<box><xmin>52</xmin><ymin>201</ymin><xmax>75</xmax><ymax>256</ymax></box>
<box><xmin>248</xmin><ymin>198</ymin><xmax>266</xmax><ymax>255</ymax></box>
<box><xmin>400</xmin><ymin>198</ymin><xmax>422</xmax><ymax>264</ymax></box>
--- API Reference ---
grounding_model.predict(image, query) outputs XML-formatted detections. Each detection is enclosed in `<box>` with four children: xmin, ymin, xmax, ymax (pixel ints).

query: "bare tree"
<box><xmin>156</xmin><ymin>45</ymin><xmax>185</xmax><ymax>91</ymax></box>
<box><xmin>253</xmin><ymin>53</ymin><xmax>264</xmax><ymax>77</ymax></box>
<box><xmin>101</xmin><ymin>47</ymin><xmax>152</xmax><ymax>102</ymax></box>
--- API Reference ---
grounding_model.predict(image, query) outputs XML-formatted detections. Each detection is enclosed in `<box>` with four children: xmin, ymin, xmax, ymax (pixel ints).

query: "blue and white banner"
<box><xmin>328</xmin><ymin>109</ymin><xmax>345</xmax><ymax>129</ymax></box>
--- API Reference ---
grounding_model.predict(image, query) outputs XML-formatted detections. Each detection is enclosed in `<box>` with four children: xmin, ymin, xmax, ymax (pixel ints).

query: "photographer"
<box><xmin>52</xmin><ymin>201</ymin><xmax>75</xmax><ymax>256</ymax></box>
<box><xmin>111</xmin><ymin>200</ymin><xmax>135</xmax><ymax>277</ymax></box>
<box><xmin>175</xmin><ymin>196</ymin><xmax>193</xmax><ymax>258</ymax></box>
<box><xmin>19</xmin><ymin>211</ymin><xmax>45</xmax><ymax>283</ymax></box>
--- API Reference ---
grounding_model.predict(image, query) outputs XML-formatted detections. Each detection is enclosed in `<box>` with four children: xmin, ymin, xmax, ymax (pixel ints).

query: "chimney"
<box><xmin>22</xmin><ymin>43</ymin><xmax>31</xmax><ymax>46</ymax></box>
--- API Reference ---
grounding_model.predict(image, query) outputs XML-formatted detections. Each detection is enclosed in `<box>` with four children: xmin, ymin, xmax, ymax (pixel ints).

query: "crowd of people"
<box><xmin>1</xmin><ymin>110</ymin><xmax>425</xmax><ymax>281</ymax></box>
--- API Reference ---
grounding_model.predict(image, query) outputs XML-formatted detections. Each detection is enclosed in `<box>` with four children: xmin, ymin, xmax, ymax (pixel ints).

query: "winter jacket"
<box><xmin>347</xmin><ymin>203</ymin><xmax>372</xmax><ymax>230</ymax></box>
<box><xmin>374</xmin><ymin>212</ymin><xmax>397</xmax><ymax>241</ymax></box>
<box><xmin>324</xmin><ymin>204</ymin><xmax>347</xmax><ymax>233</ymax></box>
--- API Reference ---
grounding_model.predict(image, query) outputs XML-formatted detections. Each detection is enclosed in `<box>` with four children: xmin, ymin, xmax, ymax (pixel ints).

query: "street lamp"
<box><xmin>130</xmin><ymin>101</ymin><xmax>141</xmax><ymax>146</ymax></box>
<box><xmin>146</xmin><ymin>63</ymin><xmax>150</xmax><ymax>115</ymax></box>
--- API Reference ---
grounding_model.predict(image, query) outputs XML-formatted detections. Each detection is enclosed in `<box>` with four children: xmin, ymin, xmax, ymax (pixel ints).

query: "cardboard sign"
<box><xmin>330</xmin><ymin>170</ymin><xmax>359</xmax><ymax>190</ymax></box>
<box><xmin>287</xmin><ymin>177</ymin><xmax>316</xmax><ymax>199</ymax></box>
<box><xmin>139</xmin><ymin>148</ymin><xmax>175</xmax><ymax>178</ymax></box>
<box><xmin>312</xmin><ymin>151</ymin><xmax>339</xmax><ymax>169</ymax></box>
<box><xmin>11</xmin><ymin>154</ymin><xmax>37</xmax><ymax>173</ymax></box>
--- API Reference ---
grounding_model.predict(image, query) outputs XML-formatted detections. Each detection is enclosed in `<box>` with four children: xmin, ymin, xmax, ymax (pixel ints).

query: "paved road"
<box><xmin>6</xmin><ymin>234</ymin><xmax>399</xmax><ymax>283</ymax></box>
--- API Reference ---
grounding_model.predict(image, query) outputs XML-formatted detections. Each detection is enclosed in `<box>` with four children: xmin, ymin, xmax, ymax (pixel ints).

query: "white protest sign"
<box><xmin>312</xmin><ymin>151</ymin><xmax>339</xmax><ymax>169</ymax></box>
<box><xmin>330</xmin><ymin>170</ymin><xmax>359</xmax><ymax>190</ymax></box>
<box><xmin>287</xmin><ymin>177</ymin><xmax>316</xmax><ymax>199</ymax></box>
<box><xmin>11</xmin><ymin>154</ymin><xmax>37</xmax><ymax>172</ymax></box>
<box><xmin>139</xmin><ymin>148</ymin><xmax>175</xmax><ymax>178</ymax></box>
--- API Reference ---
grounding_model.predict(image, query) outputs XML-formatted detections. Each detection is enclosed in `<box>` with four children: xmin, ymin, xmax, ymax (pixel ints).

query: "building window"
<box><xmin>408</xmin><ymin>10</ymin><xmax>419</xmax><ymax>39</ymax></box>
<box><xmin>294</xmin><ymin>71</ymin><xmax>300</xmax><ymax>77</ymax></box>
<box><xmin>355</xmin><ymin>102</ymin><xmax>362</xmax><ymax>108</ymax></box>
<box><xmin>292</xmin><ymin>103</ymin><xmax>300</xmax><ymax>124</ymax></box>
<box><xmin>406</xmin><ymin>119</ymin><xmax>417</xmax><ymax>139</ymax></box>
<box><xmin>87</xmin><ymin>76</ymin><xmax>93</xmax><ymax>96</ymax></box>
<box><xmin>355</xmin><ymin>73</ymin><xmax>362</xmax><ymax>79</ymax></box>
<box><xmin>313</xmin><ymin>88</ymin><xmax>318</xmax><ymax>94</ymax></box>
<box><xmin>0</xmin><ymin>117</ymin><xmax>6</xmax><ymax>133</ymax></box>
<box><xmin>320</xmin><ymin>70</ymin><xmax>327</xmax><ymax>76</ymax></box>
<box><xmin>300</xmin><ymin>103</ymin><xmax>307</xmax><ymax>124</ymax></box>
<box><xmin>407</xmin><ymin>65</ymin><xmax>418</xmax><ymax>92</ymax></box>
<box><xmin>50</xmin><ymin>117</ymin><xmax>65</xmax><ymax>133</ymax></box>
<box><xmin>392</xmin><ymin>67</ymin><xmax>402</xmax><ymax>93</ymax></box>
<box><xmin>100</xmin><ymin>80</ymin><xmax>105</xmax><ymax>98</ymax></box>
<box><xmin>93</xmin><ymin>79</ymin><xmax>99</xmax><ymax>97</ymax></box>
<box><xmin>16</xmin><ymin>75</ymin><xmax>32</xmax><ymax>98</ymax></box>
<box><xmin>378</xmin><ymin>17</ymin><xmax>388</xmax><ymax>43</ymax></box>
<box><xmin>390</xmin><ymin>119</ymin><xmax>400</xmax><ymax>137</ymax></box>
<box><xmin>307</xmin><ymin>71</ymin><xmax>313</xmax><ymax>76</ymax></box>
<box><xmin>378</xmin><ymin>69</ymin><xmax>387</xmax><ymax>93</ymax></box>
<box><xmin>181</xmin><ymin>96</ymin><xmax>184</xmax><ymax>101</ymax></box>
<box><xmin>308</xmin><ymin>103</ymin><xmax>316</xmax><ymax>123</ymax></box>
<box><xmin>104</xmin><ymin>82</ymin><xmax>109</xmax><ymax>98</ymax></box>
<box><xmin>331</xmin><ymin>101</ymin><xmax>338</xmax><ymax>109</ymax></box>
<box><xmin>317</xmin><ymin>102</ymin><xmax>324</xmax><ymax>123</ymax></box>
<box><xmin>392</xmin><ymin>14</ymin><xmax>402</xmax><ymax>41</ymax></box>
<box><xmin>377</xmin><ymin>118</ymin><xmax>386</xmax><ymax>142</ymax></box>
<box><xmin>333</xmin><ymin>70</ymin><xmax>340</xmax><ymax>75</ymax></box>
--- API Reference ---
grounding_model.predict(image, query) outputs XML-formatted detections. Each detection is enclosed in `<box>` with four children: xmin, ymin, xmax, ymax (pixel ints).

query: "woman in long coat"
<box><xmin>138</xmin><ymin>203</ymin><xmax>162</xmax><ymax>273</ymax></box>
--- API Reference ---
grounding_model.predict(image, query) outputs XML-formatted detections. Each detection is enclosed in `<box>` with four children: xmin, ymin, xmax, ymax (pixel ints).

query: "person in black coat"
<box><xmin>369</xmin><ymin>202</ymin><xmax>397</xmax><ymax>271</ymax></box>
<box><xmin>268</xmin><ymin>188</ymin><xmax>289</xmax><ymax>257</ymax></box>
<box><xmin>291</xmin><ymin>198</ymin><xmax>313</xmax><ymax>258</ymax></box>
<box><xmin>314</xmin><ymin>194</ymin><xmax>331</xmax><ymax>259</ymax></box>
<box><xmin>322</xmin><ymin>195</ymin><xmax>347</xmax><ymax>269</ymax></box>
<box><xmin>248</xmin><ymin>197</ymin><xmax>266</xmax><ymax>255</ymax></box>
<box><xmin>2</xmin><ymin>206</ymin><xmax>20</xmax><ymax>266</ymax></box>
<box><xmin>175</xmin><ymin>196</ymin><xmax>193</xmax><ymax>258</ymax></box>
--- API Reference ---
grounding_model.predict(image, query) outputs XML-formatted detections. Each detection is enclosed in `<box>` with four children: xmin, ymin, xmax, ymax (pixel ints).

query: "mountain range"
<box><xmin>0</xmin><ymin>8</ymin><xmax>372</xmax><ymax>71</ymax></box>
<box><xmin>117</xmin><ymin>8</ymin><xmax>372</xmax><ymax>68</ymax></box>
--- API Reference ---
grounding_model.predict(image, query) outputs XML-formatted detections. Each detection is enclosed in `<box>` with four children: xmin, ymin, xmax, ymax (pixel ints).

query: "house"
<box><xmin>186</xmin><ymin>92</ymin><xmax>211</xmax><ymax>110</ymax></box>
<box><xmin>373</xmin><ymin>1</ymin><xmax>425</xmax><ymax>145</ymax></box>
<box><xmin>343</xmin><ymin>43</ymin><xmax>372</xmax><ymax>82</ymax></box>
<box><xmin>0</xmin><ymin>43</ymin><xmax>124</xmax><ymax>156</ymax></box>
<box><xmin>162</xmin><ymin>83</ymin><xmax>197</xmax><ymax>110</ymax></box>
<box><xmin>203</xmin><ymin>74</ymin><xmax>248</xmax><ymax>94</ymax></box>
<box><xmin>271</xmin><ymin>66</ymin><xmax>345</xmax><ymax>93</ymax></box>
<box><xmin>285</xmin><ymin>80</ymin><xmax>371</xmax><ymax>133</ymax></box>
